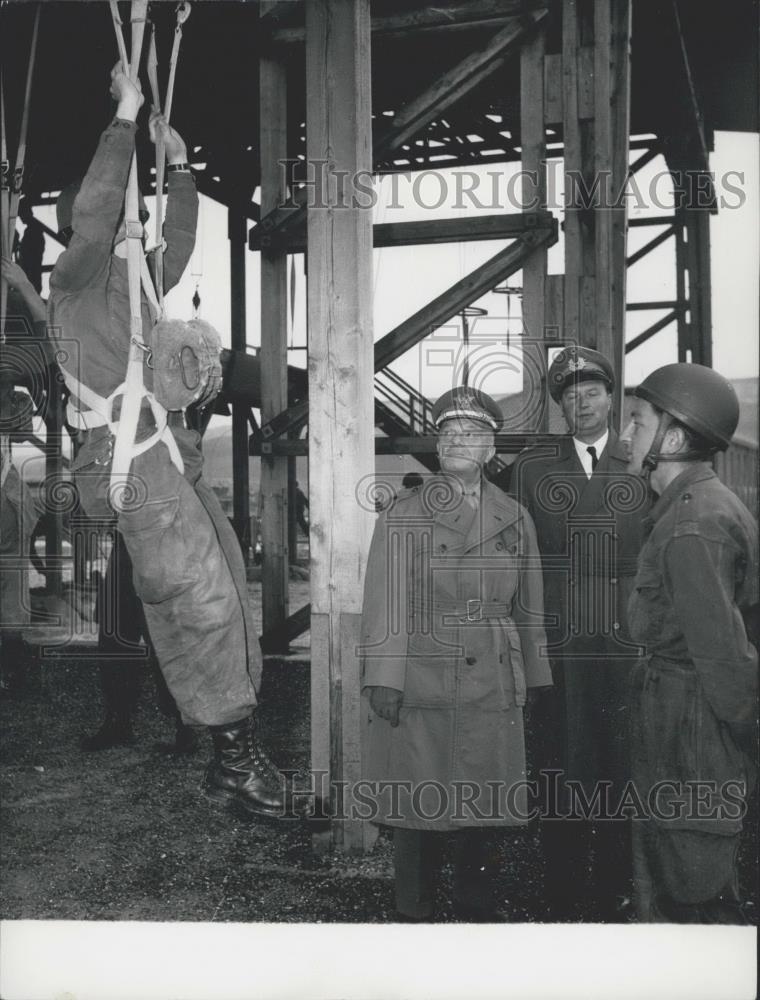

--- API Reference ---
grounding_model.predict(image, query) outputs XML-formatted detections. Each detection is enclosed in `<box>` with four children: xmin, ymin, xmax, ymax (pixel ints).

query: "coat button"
<box><xmin>439</xmin><ymin>544</ymin><xmax>447</xmax><ymax>553</ymax></box>
<box><xmin>465</xmin><ymin>656</ymin><xmax>477</xmax><ymax>665</ymax></box>
<box><xmin>495</xmin><ymin>541</ymin><xmax>504</xmax><ymax>551</ymax></box>
<box><xmin>610</xmin><ymin>577</ymin><xmax>618</xmax><ymax>585</ymax></box>
<box><xmin>613</xmin><ymin>622</ymin><xmax>621</xmax><ymax>630</ymax></box>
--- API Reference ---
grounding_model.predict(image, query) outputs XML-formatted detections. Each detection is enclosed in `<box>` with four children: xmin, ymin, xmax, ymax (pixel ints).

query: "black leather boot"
<box><xmin>80</xmin><ymin>710</ymin><xmax>136</xmax><ymax>751</ymax></box>
<box><xmin>204</xmin><ymin>714</ymin><xmax>286</xmax><ymax>818</ymax></box>
<box><xmin>81</xmin><ymin>659</ymin><xmax>140</xmax><ymax>751</ymax></box>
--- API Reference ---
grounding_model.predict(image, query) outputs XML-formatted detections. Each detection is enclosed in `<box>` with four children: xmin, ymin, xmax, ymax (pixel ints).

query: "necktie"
<box><xmin>463</xmin><ymin>490</ymin><xmax>479</xmax><ymax>512</ymax></box>
<box><xmin>587</xmin><ymin>446</ymin><xmax>598</xmax><ymax>472</ymax></box>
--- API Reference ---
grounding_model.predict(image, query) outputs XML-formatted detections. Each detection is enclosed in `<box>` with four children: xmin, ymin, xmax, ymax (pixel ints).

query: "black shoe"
<box><xmin>204</xmin><ymin>714</ymin><xmax>287</xmax><ymax>819</ymax></box>
<box><xmin>80</xmin><ymin>715</ymin><xmax>136</xmax><ymax>751</ymax></box>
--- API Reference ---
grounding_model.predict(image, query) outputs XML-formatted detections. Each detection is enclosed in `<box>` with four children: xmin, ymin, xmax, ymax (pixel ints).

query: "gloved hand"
<box><xmin>368</xmin><ymin>685</ymin><xmax>403</xmax><ymax>727</ymax></box>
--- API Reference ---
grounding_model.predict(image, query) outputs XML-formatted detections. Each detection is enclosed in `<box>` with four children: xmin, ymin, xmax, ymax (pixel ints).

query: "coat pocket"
<box><xmin>403</xmin><ymin>630</ymin><xmax>458</xmax><ymax>707</ymax></box>
<box><xmin>118</xmin><ymin>495</ymin><xmax>198</xmax><ymax>605</ymax></box>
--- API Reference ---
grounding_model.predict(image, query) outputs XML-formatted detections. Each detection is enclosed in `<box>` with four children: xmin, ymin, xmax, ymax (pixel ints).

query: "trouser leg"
<box><xmin>117</xmin><ymin>451</ymin><xmax>259</xmax><ymax>727</ymax></box>
<box><xmin>655</xmin><ymin>827</ymin><xmax>745</xmax><ymax>924</ymax></box>
<box><xmin>393</xmin><ymin>827</ymin><xmax>439</xmax><ymax>920</ymax></box>
<box><xmin>82</xmin><ymin>535</ymin><xmax>144</xmax><ymax>751</ymax></box>
<box><xmin>452</xmin><ymin>828</ymin><xmax>503</xmax><ymax>918</ymax></box>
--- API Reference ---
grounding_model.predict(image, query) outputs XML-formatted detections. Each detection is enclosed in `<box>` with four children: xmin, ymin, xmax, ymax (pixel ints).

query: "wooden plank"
<box><xmin>259</xmin><ymin>48</ymin><xmax>290</xmax><ymax>646</ymax></box>
<box><xmin>562</xmin><ymin>0</ymin><xmax>582</xmax><ymax>348</ymax></box>
<box><xmin>340</xmin><ymin>612</ymin><xmax>378</xmax><ymax>852</ymax></box>
<box><xmin>578</xmin><ymin>45</ymin><xmax>595</xmax><ymax>121</ymax></box>
<box><xmin>252</xmin><ymin>434</ymin><xmax>564</xmax><ymax>457</ymax></box>
<box><xmin>250</xmin><ymin>211</ymin><xmax>552</xmax><ymax>253</ymax></box>
<box><xmin>520</xmin><ymin>19</ymin><xmax>548</xmax><ymax>431</ymax></box>
<box><xmin>543</xmin><ymin>53</ymin><xmax>562</xmax><ymax>126</ymax></box>
<box><xmin>608</xmin><ymin>0</ymin><xmax>631</xmax><ymax>427</ymax></box>
<box><xmin>624</xmin><ymin>310</ymin><xmax>678</xmax><ymax>353</ymax></box>
<box><xmin>593</xmin><ymin>0</ymin><xmax>613</xmax><ymax>365</ymax></box>
<box><xmin>375</xmin><ymin>12</ymin><xmax>547</xmax><ymax>161</ymax></box>
<box><xmin>306</xmin><ymin>0</ymin><xmax>375</xmax><ymax>854</ymax></box>
<box><xmin>256</xmin><ymin>224</ymin><xmax>557</xmax><ymax>444</ymax></box>
<box><xmin>544</xmin><ymin>273</ymin><xmax>564</xmax><ymax>336</ymax></box>
<box><xmin>271</xmin><ymin>1</ymin><xmax>548</xmax><ymax>43</ymax></box>
<box><xmin>685</xmin><ymin>208</ymin><xmax>712</xmax><ymax>366</ymax></box>
<box><xmin>229</xmin><ymin>208</ymin><xmax>250</xmax><ymax>558</ymax></box>
<box><xmin>674</xmin><ymin>209</ymin><xmax>689</xmax><ymax>362</ymax></box>
<box><xmin>375</xmin><ymin>226</ymin><xmax>556</xmax><ymax>371</ymax></box>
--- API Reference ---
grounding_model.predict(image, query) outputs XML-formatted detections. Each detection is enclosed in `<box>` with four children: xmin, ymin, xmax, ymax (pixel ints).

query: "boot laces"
<box><xmin>246</xmin><ymin>728</ymin><xmax>284</xmax><ymax>786</ymax></box>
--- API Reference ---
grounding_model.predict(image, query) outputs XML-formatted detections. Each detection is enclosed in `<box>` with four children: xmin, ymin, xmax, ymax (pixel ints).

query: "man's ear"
<box><xmin>662</xmin><ymin>423</ymin><xmax>686</xmax><ymax>456</ymax></box>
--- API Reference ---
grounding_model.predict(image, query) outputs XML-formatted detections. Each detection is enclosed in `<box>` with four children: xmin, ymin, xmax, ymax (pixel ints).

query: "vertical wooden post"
<box><xmin>45</xmin><ymin>373</ymin><xmax>64</xmax><ymax>599</ymax></box>
<box><xmin>684</xmin><ymin>208</ymin><xmax>712</xmax><ymax>367</ymax></box>
<box><xmin>229</xmin><ymin>206</ymin><xmax>250</xmax><ymax>559</ymax></box>
<box><xmin>259</xmin><ymin>46</ymin><xmax>290</xmax><ymax>645</ymax></box>
<box><xmin>674</xmin><ymin>207</ymin><xmax>689</xmax><ymax>362</ymax></box>
<box><xmin>306</xmin><ymin>0</ymin><xmax>375</xmax><ymax>853</ymax></box>
<box><xmin>562</xmin><ymin>0</ymin><xmax>630</xmax><ymax>422</ymax></box>
<box><xmin>608</xmin><ymin>0</ymin><xmax>632</xmax><ymax>425</ymax></box>
<box><xmin>562</xmin><ymin>0</ymin><xmax>583</xmax><ymax>350</ymax></box>
<box><xmin>520</xmin><ymin>20</ymin><xmax>548</xmax><ymax>430</ymax></box>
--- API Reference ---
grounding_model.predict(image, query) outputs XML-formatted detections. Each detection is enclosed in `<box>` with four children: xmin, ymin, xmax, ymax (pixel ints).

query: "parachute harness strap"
<box><xmin>104</xmin><ymin>0</ymin><xmax>183</xmax><ymax>504</ymax></box>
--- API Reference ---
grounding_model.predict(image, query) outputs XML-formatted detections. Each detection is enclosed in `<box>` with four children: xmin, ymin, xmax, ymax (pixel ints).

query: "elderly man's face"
<box><xmin>436</xmin><ymin>417</ymin><xmax>495</xmax><ymax>478</ymax></box>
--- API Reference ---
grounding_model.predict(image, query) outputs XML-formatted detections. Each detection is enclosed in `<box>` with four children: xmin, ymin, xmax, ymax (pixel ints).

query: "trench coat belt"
<box><xmin>410</xmin><ymin>599</ymin><xmax>511</xmax><ymax>624</ymax></box>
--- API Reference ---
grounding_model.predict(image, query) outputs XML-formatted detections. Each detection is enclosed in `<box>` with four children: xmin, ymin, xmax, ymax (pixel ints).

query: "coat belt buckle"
<box><xmin>461</xmin><ymin>598</ymin><xmax>482</xmax><ymax>623</ymax></box>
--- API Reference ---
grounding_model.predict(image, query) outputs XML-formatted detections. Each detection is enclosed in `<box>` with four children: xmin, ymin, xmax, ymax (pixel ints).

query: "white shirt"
<box><xmin>573</xmin><ymin>429</ymin><xmax>609</xmax><ymax>479</ymax></box>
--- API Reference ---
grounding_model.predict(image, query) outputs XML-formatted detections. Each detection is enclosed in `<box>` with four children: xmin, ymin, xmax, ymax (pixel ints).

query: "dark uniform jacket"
<box><xmin>629</xmin><ymin>464</ymin><xmax>758</xmax><ymax>835</ymax></box>
<box><xmin>508</xmin><ymin>430</ymin><xmax>650</xmax><ymax>793</ymax></box>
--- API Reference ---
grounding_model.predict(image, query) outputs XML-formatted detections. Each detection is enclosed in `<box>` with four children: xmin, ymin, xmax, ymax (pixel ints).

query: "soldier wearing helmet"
<box><xmin>624</xmin><ymin>363</ymin><xmax>758</xmax><ymax>923</ymax></box>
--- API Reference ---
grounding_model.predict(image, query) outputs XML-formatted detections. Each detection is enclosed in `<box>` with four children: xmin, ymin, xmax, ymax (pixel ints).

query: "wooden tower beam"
<box><xmin>306</xmin><ymin>0</ymin><xmax>376</xmax><ymax>853</ymax></box>
<box><xmin>259</xmin><ymin>36</ymin><xmax>290</xmax><ymax>648</ymax></box>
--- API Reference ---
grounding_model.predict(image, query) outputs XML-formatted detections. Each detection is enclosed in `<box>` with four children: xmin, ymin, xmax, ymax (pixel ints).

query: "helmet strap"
<box><xmin>640</xmin><ymin>412</ymin><xmax>673</xmax><ymax>481</ymax></box>
<box><xmin>641</xmin><ymin>412</ymin><xmax>715</xmax><ymax>481</ymax></box>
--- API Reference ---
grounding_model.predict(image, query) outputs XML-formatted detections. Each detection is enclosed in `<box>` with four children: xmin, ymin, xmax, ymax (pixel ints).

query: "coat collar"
<box><xmin>428</xmin><ymin>476</ymin><xmax>521</xmax><ymax>546</ymax></box>
<box><xmin>645</xmin><ymin>462</ymin><xmax>716</xmax><ymax>528</ymax></box>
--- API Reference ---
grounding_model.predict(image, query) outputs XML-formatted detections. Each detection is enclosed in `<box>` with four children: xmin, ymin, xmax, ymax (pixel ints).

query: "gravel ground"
<box><xmin>1</xmin><ymin>582</ymin><xmax>757</xmax><ymax>925</ymax></box>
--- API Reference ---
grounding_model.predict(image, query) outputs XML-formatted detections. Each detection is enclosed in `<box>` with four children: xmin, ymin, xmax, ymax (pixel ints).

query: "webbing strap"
<box><xmin>147</xmin><ymin>23</ymin><xmax>165</xmax><ymax>310</ymax></box>
<box><xmin>108</xmin><ymin>0</ymin><xmax>152</xmax><ymax>509</ymax></box>
<box><xmin>61</xmin><ymin>365</ymin><xmax>184</xmax><ymax>477</ymax></box>
<box><xmin>7</xmin><ymin>5</ymin><xmax>41</xmax><ymax>245</ymax></box>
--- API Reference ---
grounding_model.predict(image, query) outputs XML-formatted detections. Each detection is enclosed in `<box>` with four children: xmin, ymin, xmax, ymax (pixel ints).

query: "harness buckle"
<box><xmin>462</xmin><ymin>599</ymin><xmax>482</xmax><ymax>623</ymax></box>
<box><xmin>125</xmin><ymin>219</ymin><xmax>144</xmax><ymax>239</ymax></box>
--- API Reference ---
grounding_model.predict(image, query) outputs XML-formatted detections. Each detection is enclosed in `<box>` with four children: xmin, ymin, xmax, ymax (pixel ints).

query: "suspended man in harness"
<box><xmin>48</xmin><ymin>62</ymin><xmax>287</xmax><ymax>820</ymax></box>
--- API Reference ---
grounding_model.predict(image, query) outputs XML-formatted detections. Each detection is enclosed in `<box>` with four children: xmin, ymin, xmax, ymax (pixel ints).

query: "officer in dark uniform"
<box><xmin>624</xmin><ymin>363</ymin><xmax>758</xmax><ymax>923</ymax></box>
<box><xmin>508</xmin><ymin>347</ymin><xmax>649</xmax><ymax>919</ymax></box>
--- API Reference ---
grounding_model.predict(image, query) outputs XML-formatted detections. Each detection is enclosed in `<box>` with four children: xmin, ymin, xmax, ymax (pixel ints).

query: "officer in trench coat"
<box><xmin>508</xmin><ymin>347</ymin><xmax>650</xmax><ymax>919</ymax></box>
<box><xmin>361</xmin><ymin>386</ymin><xmax>551</xmax><ymax>922</ymax></box>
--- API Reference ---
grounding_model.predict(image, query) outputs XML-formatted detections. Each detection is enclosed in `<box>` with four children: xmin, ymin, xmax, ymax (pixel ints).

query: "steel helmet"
<box><xmin>634</xmin><ymin>363</ymin><xmax>739</xmax><ymax>451</ymax></box>
<box><xmin>57</xmin><ymin>180</ymin><xmax>149</xmax><ymax>235</ymax></box>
